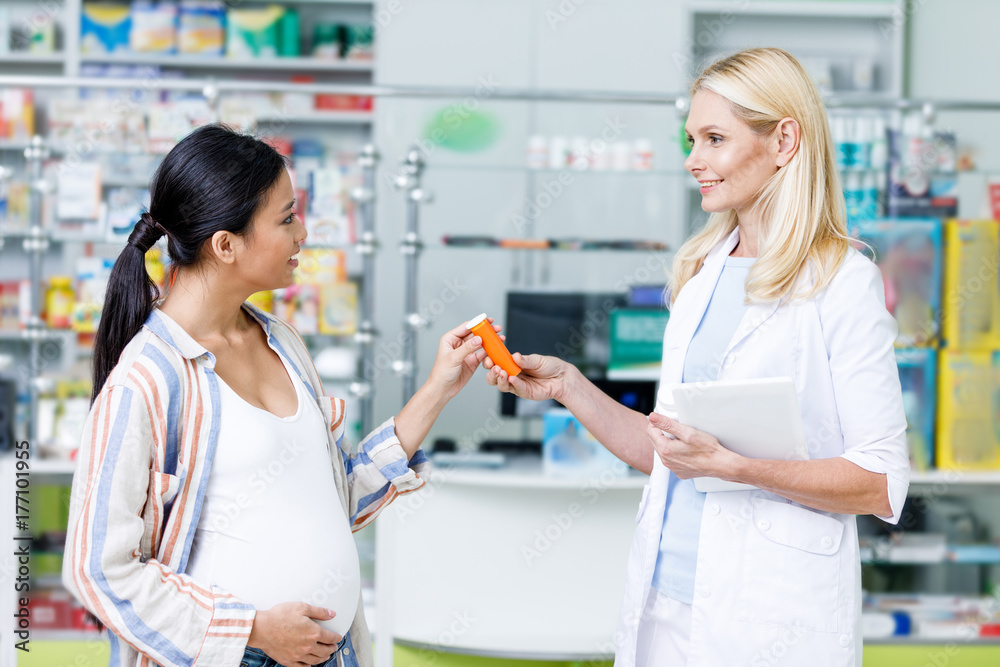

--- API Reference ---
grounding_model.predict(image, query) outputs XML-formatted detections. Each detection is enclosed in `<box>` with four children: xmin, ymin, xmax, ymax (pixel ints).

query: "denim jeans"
<box><xmin>240</xmin><ymin>639</ymin><xmax>346</xmax><ymax>667</ymax></box>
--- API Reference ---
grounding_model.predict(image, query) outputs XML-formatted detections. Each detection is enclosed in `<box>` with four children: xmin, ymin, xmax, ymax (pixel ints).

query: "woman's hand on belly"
<box><xmin>248</xmin><ymin>602</ymin><xmax>342</xmax><ymax>667</ymax></box>
<box><xmin>646</xmin><ymin>412</ymin><xmax>740</xmax><ymax>480</ymax></box>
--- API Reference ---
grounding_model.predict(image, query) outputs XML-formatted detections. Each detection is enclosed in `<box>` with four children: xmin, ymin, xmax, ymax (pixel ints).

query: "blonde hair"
<box><xmin>669</xmin><ymin>47</ymin><xmax>849</xmax><ymax>306</ymax></box>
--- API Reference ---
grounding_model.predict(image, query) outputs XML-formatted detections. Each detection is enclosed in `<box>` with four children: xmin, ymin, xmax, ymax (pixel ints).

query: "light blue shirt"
<box><xmin>651</xmin><ymin>255</ymin><xmax>755</xmax><ymax>603</ymax></box>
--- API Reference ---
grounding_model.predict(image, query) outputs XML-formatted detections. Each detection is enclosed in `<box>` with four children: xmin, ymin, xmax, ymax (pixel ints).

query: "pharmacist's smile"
<box><xmin>683</xmin><ymin>90</ymin><xmax>778</xmax><ymax>215</ymax></box>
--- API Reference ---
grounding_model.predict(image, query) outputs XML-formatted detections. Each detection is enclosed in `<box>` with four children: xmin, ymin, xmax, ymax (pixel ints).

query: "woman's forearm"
<box><xmin>558</xmin><ymin>365</ymin><xmax>655</xmax><ymax>475</ymax></box>
<box><xmin>394</xmin><ymin>381</ymin><xmax>450</xmax><ymax>459</ymax></box>
<box><xmin>726</xmin><ymin>456</ymin><xmax>892</xmax><ymax>517</ymax></box>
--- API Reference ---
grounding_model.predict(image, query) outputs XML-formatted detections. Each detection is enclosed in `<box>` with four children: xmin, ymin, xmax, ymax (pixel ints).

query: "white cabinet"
<box><xmin>683</xmin><ymin>0</ymin><xmax>905</xmax><ymax>98</ymax></box>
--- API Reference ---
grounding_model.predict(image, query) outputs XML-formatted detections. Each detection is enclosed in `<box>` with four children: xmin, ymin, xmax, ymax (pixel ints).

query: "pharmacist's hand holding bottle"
<box><xmin>485</xmin><ymin>351</ymin><xmax>571</xmax><ymax>404</ymax></box>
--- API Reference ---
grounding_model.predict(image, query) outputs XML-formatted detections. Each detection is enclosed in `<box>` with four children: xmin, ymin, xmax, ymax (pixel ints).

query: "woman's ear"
<box><xmin>209</xmin><ymin>230</ymin><xmax>238</xmax><ymax>264</ymax></box>
<box><xmin>775</xmin><ymin>117</ymin><xmax>800</xmax><ymax>168</ymax></box>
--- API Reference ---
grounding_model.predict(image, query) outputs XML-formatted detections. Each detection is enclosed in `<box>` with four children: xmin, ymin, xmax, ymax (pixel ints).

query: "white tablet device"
<box><xmin>670</xmin><ymin>377</ymin><xmax>809</xmax><ymax>493</ymax></box>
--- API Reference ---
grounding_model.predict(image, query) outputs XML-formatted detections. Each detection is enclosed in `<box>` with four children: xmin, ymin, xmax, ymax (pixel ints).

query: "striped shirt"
<box><xmin>63</xmin><ymin>304</ymin><xmax>429</xmax><ymax>667</ymax></box>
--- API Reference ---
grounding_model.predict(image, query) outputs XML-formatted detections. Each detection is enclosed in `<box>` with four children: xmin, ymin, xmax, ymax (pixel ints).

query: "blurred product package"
<box><xmin>942</xmin><ymin>220</ymin><xmax>1000</xmax><ymax>350</ymax></box>
<box><xmin>226</xmin><ymin>5</ymin><xmax>298</xmax><ymax>58</ymax></box>
<box><xmin>887</xmin><ymin>112</ymin><xmax>959</xmax><ymax>219</ymax></box>
<box><xmin>848</xmin><ymin>218</ymin><xmax>941</xmax><ymax>348</ymax></box>
<box><xmin>896</xmin><ymin>348</ymin><xmax>937</xmax><ymax>472</ymax></box>
<box><xmin>178</xmin><ymin>0</ymin><xmax>224</xmax><ymax>54</ymax></box>
<box><xmin>81</xmin><ymin>3</ymin><xmax>132</xmax><ymax>53</ymax></box>
<box><xmin>130</xmin><ymin>0</ymin><xmax>178</xmax><ymax>54</ymax></box>
<box><xmin>543</xmin><ymin>409</ymin><xmax>623</xmax><ymax>479</ymax></box>
<box><xmin>936</xmin><ymin>350</ymin><xmax>1000</xmax><ymax>470</ymax></box>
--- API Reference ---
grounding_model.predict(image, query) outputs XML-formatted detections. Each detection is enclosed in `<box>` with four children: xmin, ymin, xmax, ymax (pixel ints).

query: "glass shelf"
<box><xmin>80</xmin><ymin>53</ymin><xmax>374</xmax><ymax>73</ymax></box>
<box><xmin>0</xmin><ymin>53</ymin><xmax>64</xmax><ymax>64</ymax></box>
<box><xmin>255</xmin><ymin>111</ymin><xmax>373</xmax><ymax>125</ymax></box>
<box><xmin>863</xmin><ymin>637</ymin><xmax>1000</xmax><ymax>646</ymax></box>
<box><xmin>0</xmin><ymin>329</ymin><xmax>76</xmax><ymax>343</ymax></box>
<box><xmin>426</xmin><ymin>164</ymin><xmax>689</xmax><ymax>176</ymax></box>
<box><xmin>861</xmin><ymin>545</ymin><xmax>1000</xmax><ymax>566</ymax></box>
<box><xmin>432</xmin><ymin>241</ymin><xmax>668</xmax><ymax>252</ymax></box>
<box><xmin>691</xmin><ymin>1</ymin><xmax>898</xmax><ymax>20</ymax></box>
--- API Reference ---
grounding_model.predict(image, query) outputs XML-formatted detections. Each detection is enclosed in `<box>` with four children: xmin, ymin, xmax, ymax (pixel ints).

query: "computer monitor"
<box><xmin>500</xmin><ymin>290</ymin><xmax>657</xmax><ymax>417</ymax></box>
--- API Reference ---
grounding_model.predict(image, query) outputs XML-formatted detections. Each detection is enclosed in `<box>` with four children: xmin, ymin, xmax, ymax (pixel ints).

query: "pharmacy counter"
<box><xmin>374</xmin><ymin>455</ymin><xmax>646</xmax><ymax>665</ymax></box>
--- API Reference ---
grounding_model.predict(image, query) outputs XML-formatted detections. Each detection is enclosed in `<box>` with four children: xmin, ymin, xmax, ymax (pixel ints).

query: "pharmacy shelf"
<box><xmin>101</xmin><ymin>176</ymin><xmax>151</xmax><ymax>188</ymax></box>
<box><xmin>689</xmin><ymin>1</ymin><xmax>898</xmax><ymax>19</ymax></box>
<box><xmin>0</xmin><ymin>140</ymin><xmax>68</xmax><ymax>155</ymax></box>
<box><xmin>606</xmin><ymin>366</ymin><xmax>662</xmax><ymax>381</ymax></box>
<box><xmin>238</xmin><ymin>0</ymin><xmax>375</xmax><ymax>7</ymax></box>
<box><xmin>0</xmin><ymin>329</ymin><xmax>76</xmax><ymax>344</ymax></box>
<box><xmin>433</xmin><ymin>242</ymin><xmax>669</xmax><ymax>253</ymax></box>
<box><xmin>0</xmin><ymin>53</ymin><xmax>65</xmax><ymax>64</ymax></box>
<box><xmin>234</xmin><ymin>0</ymin><xmax>373</xmax><ymax>3</ymax></box>
<box><xmin>29</xmin><ymin>457</ymin><xmax>77</xmax><ymax>475</ymax></box>
<box><xmin>428</xmin><ymin>164</ymin><xmax>687</xmax><ymax>176</ymax></box>
<box><xmin>80</xmin><ymin>53</ymin><xmax>374</xmax><ymax>73</ymax></box>
<box><xmin>861</xmin><ymin>546</ymin><xmax>1000</xmax><ymax>566</ymax></box>
<box><xmin>864</xmin><ymin>637</ymin><xmax>1000</xmax><ymax>646</ymax></box>
<box><xmin>256</xmin><ymin>110</ymin><xmax>373</xmax><ymax>125</ymax></box>
<box><xmin>910</xmin><ymin>470</ymin><xmax>1000</xmax><ymax>487</ymax></box>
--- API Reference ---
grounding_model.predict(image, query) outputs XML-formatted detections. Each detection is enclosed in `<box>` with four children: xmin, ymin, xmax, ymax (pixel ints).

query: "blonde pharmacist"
<box><xmin>486</xmin><ymin>48</ymin><xmax>909</xmax><ymax>666</ymax></box>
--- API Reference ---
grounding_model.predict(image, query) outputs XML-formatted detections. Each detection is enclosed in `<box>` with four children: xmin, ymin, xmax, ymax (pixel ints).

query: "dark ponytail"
<box><xmin>91</xmin><ymin>123</ymin><xmax>287</xmax><ymax>403</ymax></box>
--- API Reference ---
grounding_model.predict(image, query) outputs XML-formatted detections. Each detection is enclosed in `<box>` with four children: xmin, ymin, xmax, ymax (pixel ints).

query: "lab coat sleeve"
<box><xmin>819</xmin><ymin>253</ymin><xmax>910</xmax><ymax>524</ymax></box>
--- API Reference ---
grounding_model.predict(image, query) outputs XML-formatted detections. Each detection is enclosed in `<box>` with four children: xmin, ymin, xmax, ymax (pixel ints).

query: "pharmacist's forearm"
<box><xmin>729</xmin><ymin>457</ymin><xmax>892</xmax><ymax>517</ymax></box>
<box><xmin>394</xmin><ymin>381</ymin><xmax>450</xmax><ymax>459</ymax></box>
<box><xmin>558</xmin><ymin>366</ymin><xmax>654</xmax><ymax>475</ymax></box>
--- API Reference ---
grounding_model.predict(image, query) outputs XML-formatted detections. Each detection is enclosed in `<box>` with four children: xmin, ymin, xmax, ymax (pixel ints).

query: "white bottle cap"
<box><xmin>466</xmin><ymin>313</ymin><xmax>488</xmax><ymax>329</ymax></box>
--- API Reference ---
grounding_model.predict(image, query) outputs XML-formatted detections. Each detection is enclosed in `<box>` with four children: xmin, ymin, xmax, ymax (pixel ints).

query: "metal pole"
<box><xmin>392</xmin><ymin>147</ymin><xmax>431</xmax><ymax>405</ymax></box>
<box><xmin>23</xmin><ymin>136</ymin><xmax>50</xmax><ymax>450</ymax></box>
<box><xmin>350</xmin><ymin>144</ymin><xmax>378</xmax><ymax>438</ymax></box>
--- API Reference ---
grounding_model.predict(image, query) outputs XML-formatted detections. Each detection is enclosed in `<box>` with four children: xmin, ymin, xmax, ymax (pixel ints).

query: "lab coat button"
<box><xmin>839</xmin><ymin>634</ymin><xmax>851</xmax><ymax>647</ymax></box>
<box><xmin>709</xmin><ymin>503</ymin><xmax>721</xmax><ymax>515</ymax></box>
<box><xmin>821</xmin><ymin>536</ymin><xmax>833</xmax><ymax>550</ymax></box>
<box><xmin>757</xmin><ymin>519</ymin><xmax>771</xmax><ymax>531</ymax></box>
<box><xmin>699</xmin><ymin>588</ymin><xmax>711</xmax><ymax>598</ymax></box>
<box><xmin>725</xmin><ymin>354</ymin><xmax>736</xmax><ymax>365</ymax></box>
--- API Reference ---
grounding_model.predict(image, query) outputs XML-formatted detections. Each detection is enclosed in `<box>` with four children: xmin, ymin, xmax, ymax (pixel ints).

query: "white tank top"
<box><xmin>186</xmin><ymin>354</ymin><xmax>360</xmax><ymax>637</ymax></box>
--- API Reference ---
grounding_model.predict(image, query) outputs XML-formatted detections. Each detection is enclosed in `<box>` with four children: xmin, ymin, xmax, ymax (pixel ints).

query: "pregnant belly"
<box><xmin>189</xmin><ymin>525</ymin><xmax>362</xmax><ymax>637</ymax></box>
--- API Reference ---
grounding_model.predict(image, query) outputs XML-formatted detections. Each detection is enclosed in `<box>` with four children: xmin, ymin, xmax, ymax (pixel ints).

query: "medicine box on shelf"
<box><xmin>942</xmin><ymin>220</ymin><xmax>1000</xmax><ymax>351</ymax></box>
<box><xmin>848</xmin><ymin>218</ymin><xmax>941</xmax><ymax>348</ymax></box>
<box><xmin>936</xmin><ymin>349</ymin><xmax>1000</xmax><ymax>470</ymax></box>
<box><xmin>896</xmin><ymin>347</ymin><xmax>937</xmax><ymax>472</ymax></box>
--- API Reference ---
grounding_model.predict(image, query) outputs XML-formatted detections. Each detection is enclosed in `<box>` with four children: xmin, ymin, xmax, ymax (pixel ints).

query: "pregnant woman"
<box><xmin>63</xmin><ymin>124</ymin><xmax>491</xmax><ymax>667</ymax></box>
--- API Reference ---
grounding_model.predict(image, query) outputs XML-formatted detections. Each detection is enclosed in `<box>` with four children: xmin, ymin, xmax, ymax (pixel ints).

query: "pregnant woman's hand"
<box><xmin>248</xmin><ymin>602</ymin><xmax>341</xmax><ymax>667</ymax></box>
<box><xmin>425</xmin><ymin>319</ymin><xmax>495</xmax><ymax>401</ymax></box>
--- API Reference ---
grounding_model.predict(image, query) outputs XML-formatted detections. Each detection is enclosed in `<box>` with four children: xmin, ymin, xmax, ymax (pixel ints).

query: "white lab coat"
<box><xmin>614</xmin><ymin>228</ymin><xmax>910</xmax><ymax>667</ymax></box>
